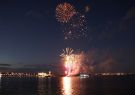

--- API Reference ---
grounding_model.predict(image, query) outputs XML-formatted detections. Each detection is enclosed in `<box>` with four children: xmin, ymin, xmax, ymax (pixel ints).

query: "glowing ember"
<box><xmin>62</xmin><ymin>13</ymin><xmax>87</xmax><ymax>39</ymax></box>
<box><xmin>85</xmin><ymin>5</ymin><xmax>90</xmax><ymax>13</ymax></box>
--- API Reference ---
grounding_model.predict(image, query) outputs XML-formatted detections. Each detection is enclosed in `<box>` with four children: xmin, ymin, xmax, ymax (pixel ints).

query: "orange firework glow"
<box><xmin>85</xmin><ymin>5</ymin><xmax>90</xmax><ymax>12</ymax></box>
<box><xmin>60</xmin><ymin>48</ymin><xmax>85</xmax><ymax>76</ymax></box>
<box><xmin>56</xmin><ymin>3</ymin><xmax>76</xmax><ymax>23</ymax></box>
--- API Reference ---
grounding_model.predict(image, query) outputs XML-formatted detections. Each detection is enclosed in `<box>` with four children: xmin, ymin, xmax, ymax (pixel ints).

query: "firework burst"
<box><xmin>56</xmin><ymin>3</ymin><xmax>76</xmax><ymax>23</ymax></box>
<box><xmin>56</xmin><ymin>2</ymin><xmax>88</xmax><ymax>39</ymax></box>
<box><xmin>60</xmin><ymin>48</ymin><xmax>85</xmax><ymax>76</ymax></box>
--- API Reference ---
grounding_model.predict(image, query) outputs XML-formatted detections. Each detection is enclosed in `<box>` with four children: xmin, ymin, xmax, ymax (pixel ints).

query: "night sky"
<box><xmin>0</xmin><ymin>0</ymin><xmax>135</xmax><ymax>73</ymax></box>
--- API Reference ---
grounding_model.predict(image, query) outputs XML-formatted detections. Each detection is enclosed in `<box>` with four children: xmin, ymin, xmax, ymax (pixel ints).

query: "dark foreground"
<box><xmin>0</xmin><ymin>75</ymin><xmax>134</xmax><ymax>95</ymax></box>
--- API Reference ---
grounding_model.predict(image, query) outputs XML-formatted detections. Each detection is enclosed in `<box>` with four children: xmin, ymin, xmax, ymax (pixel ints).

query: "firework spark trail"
<box><xmin>60</xmin><ymin>47</ymin><xmax>73</xmax><ymax>57</ymax></box>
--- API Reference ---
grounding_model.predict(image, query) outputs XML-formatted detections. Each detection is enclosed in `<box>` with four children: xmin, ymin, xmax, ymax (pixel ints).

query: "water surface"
<box><xmin>0</xmin><ymin>76</ymin><xmax>134</xmax><ymax>95</ymax></box>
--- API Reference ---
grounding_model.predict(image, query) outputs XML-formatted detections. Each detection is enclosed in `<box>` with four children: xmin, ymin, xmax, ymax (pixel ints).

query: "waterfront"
<box><xmin>0</xmin><ymin>75</ymin><xmax>134</xmax><ymax>95</ymax></box>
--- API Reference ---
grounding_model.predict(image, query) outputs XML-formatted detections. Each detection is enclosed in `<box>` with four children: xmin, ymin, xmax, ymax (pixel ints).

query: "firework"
<box><xmin>60</xmin><ymin>48</ymin><xmax>85</xmax><ymax>76</ymax></box>
<box><xmin>56</xmin><ymin>3</ymin><xmax>76</xmax><ymax>23</ymax></box>
<box><xmin>62</xmin><ymin>13</ymin><xmax>87</xmax><ymax>39</ymax></box>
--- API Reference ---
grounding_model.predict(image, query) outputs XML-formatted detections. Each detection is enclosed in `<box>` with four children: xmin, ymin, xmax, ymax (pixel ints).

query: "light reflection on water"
<box><xmin>38</xmin><ymin>77</ymin><xmax>52</xmax><ymax>95</ymax></box>
<box><xmin>38</xmin><ymin>77</ymin><xmax>77</xmax><ymax>95</ymax></box>
<box><xmin>38</xmin><ymin>78</ymin><xmax>46</xmax><ymax>95</ymax></box>
<box><xmin>38</xmin><ymin>77</ymin><xmax>82</xmax><ymax>95</ymax></box>
<box><xmin>61</xmin><ymin>77</ymin><xmax>72</xmax><ymax>95</ymax></box>
<box><xmin>0</xmin><ymin>76</ymin><xmax>134</xmax><ymax>95</ymax></box>
<box><xmin>61</xmin><ymin>77</ymin><xmax>84</xmax><ymax>95</ymax></box>
<box><xmin>0</xmin><ymin>76</ymin><xmax>1</xmax><ymax>89</ymax></box>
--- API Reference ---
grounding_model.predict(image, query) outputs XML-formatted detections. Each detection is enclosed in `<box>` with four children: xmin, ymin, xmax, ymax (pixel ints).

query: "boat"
<box><xmin>79</xmin><ymin>73</ymin><xmax>90</xmax><ymax>78</ymax></box>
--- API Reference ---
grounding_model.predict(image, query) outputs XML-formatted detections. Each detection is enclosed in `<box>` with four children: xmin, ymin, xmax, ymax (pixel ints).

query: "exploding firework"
<box><xmin>60</xmin><ymin>48</ymin><xmax>85</xmax><ymax>76</ymax></box>
<box><xmin>56</xmin><ymin>2</ymin><xmax>76</xmax><ymax>23</ymax></box>
<box><xmin>55</xmin><ymin>3</ymin><xmax>87</xmax><ymax>39</ymax></box>
<box><xmin>62</xmin><ymin>13</ymin><xmax>87</xmax><ymax>39</ymax></box>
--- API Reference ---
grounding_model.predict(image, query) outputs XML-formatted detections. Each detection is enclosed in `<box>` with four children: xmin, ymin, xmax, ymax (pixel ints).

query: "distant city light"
<box><xmin>38</xmin><ymin>71</ymin><xmax>52</xmax><ymax>77</ymax></box>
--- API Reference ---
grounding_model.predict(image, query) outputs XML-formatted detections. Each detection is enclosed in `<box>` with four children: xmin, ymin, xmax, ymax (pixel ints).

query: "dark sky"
<box><xmin>0</xmin><ymin>0</ymin><xmax>135</xmax><ymax>73</ymax></box>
